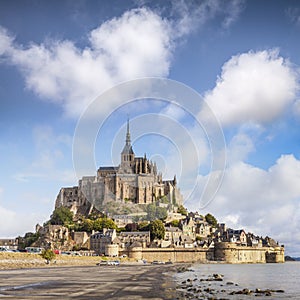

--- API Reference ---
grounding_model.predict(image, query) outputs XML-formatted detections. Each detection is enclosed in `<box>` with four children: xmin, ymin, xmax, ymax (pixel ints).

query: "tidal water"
<box><xmin>175</xmin><ymin>262</ymin><xmax>300</xmax><ymax>299</ymax></box>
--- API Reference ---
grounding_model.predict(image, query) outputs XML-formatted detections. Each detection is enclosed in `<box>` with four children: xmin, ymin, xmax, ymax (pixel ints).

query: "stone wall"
<box><xmin>126</xmin><ymin>243</ymin><xmax>285</xmax><ymax>263</ymax></box>
<box><xmin>266</xmin><ymin>247</ymin><xmax>285</xmax><ymax>263</ymax></box>
<box><xmin>214</xmin><ymin>242</ymin><xmax>285</xmax><ymax>263</ymax></box>
<box><xmin>128</xmin><ymin>247</ymin><xmax>214</xmax><ymax>263</ymax></box>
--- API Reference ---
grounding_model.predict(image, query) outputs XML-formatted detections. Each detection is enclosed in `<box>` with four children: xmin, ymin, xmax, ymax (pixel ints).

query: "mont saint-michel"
<box><xmin>55</xmin><ymin>119</ymin><xmax>183</xmax><ymax>216</ymax></box>
<box><xmin>1</xmin><ymin>120</ymin><xmax>284</xmax><ymax>265</ymax></box>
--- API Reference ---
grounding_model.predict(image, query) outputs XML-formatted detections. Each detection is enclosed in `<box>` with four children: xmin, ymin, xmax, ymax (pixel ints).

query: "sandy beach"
<box><xmin>0</xmin><ymin>252</ymin><xmax>181</xmax><ymax>299</ymax></box>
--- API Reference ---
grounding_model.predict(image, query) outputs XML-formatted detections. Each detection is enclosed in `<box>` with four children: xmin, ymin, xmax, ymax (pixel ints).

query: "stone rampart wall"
<box><xmin>214</xmin><ymin>242</ymin><xmax>285</xmax><ymax>263</ymax></box>
<box><xmin>129</xmin><ymin>247</ymin><xmax>213</xmax><ymax>263</ymax></box>
<box><xmin>126</xmin><ymin>243</ymin><xmax>285</xmax><ymax>263</ymax></box>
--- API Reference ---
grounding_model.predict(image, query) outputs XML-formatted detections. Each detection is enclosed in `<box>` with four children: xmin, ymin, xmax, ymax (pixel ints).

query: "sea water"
<box><xmin>175</xmin><ymin>262</ymin><xmax>300</xmax><ymax>299</ymax></box>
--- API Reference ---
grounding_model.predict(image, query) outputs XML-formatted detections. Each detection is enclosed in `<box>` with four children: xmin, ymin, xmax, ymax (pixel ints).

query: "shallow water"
<box><xmin>175</xmin><ymin>262</ymin><xmax>300</xmax><ymax>299</ymax></box>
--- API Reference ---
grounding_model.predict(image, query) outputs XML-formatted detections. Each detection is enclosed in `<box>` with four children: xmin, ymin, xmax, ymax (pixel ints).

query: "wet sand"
<box><xmin>0</xmin><ymin>264</ymin><xmax>177</xmax><ymax>299</ymax></box>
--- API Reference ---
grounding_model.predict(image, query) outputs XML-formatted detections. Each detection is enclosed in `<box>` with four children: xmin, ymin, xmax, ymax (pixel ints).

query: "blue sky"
<box><xmin>1</xmin><ymin>0</ymin><xmax>300</xmax><ymax>255</ymax></box>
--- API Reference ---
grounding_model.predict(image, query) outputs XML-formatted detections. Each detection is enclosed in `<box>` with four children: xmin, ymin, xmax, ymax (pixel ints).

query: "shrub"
<box><xmin>41</xmin><ymin>249</ymin><xmax>56</xmax><ymax>264</ymax></box>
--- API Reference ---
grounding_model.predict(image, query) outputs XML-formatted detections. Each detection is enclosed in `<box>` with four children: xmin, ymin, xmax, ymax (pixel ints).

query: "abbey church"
<box><xmin>55</xmin><ymin>120</ymin><xmax>183</xmax><ymax>215</ymax></box>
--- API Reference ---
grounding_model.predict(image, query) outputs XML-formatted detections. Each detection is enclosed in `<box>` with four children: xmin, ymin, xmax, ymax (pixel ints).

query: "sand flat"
<box><xmin>0</xmin><ymin>264</ymin><xmax>176</xmax><ymax>299</ymax></box>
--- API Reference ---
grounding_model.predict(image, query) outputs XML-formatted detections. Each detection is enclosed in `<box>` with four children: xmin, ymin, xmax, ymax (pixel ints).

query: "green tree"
<box><xmin>177</xmin><ymin>205</ymin><xmax>188</xmax><ymax>216</ymax></box>
<box><xmin>205</xmin><ymin>213</ymin><xmax>218</xmax><ymax>227</ymax></box>
<box><xmin>80</xmin><ymin>218</ymin><xmax>94</xmax><ymax>232</ymax></box>
<box><xmin>41</xmin><ymin>249</ymin><xmax>56</xmax><ymax>264</ymax></box>
<box><xmin>17</xmin><ymin>232</ymin><xmax>40</xmax><ymax>250</ymax></box>
<box><xmin>149</xmin><ymin>220</ymin><xmax>165</xmax><ymax>240</ymax></box>
<box><xmin>101</xmin><ymin>217</ymin><xmax>117</xmax><ymax>230</ymax></box>
<box><xmin>170</xmin><ymin>219</ymin><xmax>180</xmax><ymax>227</ymax></box>
<box><xmin>88</xmin><ymin>211</ymin><xmax>104</xmax><ymax>220</ymax></box>
<box><xmin>50</xmin><ymin>207</ymin><xmax>74</xmax><ymax>226</ymax></box>
<box><xmin>76</xmin><ymin>217</ymin><xmax>117</xmax><ymax>232</ymax></box>
<box><xmin>138</xmin><ymin>221</ymin><xmax>150</xmax><ymax>231</ymax></box>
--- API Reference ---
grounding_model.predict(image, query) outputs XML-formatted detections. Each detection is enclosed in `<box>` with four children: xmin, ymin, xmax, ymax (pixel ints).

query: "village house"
<box><xmin>90</xmin><ymin>229</ymin><xmax>150</xmax><ymax>255</ymax></box>
<box><xmin>195</xmin><ymin>221</ymin><xmax>211</xmax><ymax>238</ymax></box>
<box><xmin>246</xmin><ymin>233</ymin><xmax>262</xmax><ymax>247</ymax></box>
<box><xmin>226</xmin><ymin>229</ymin><xmax>247</xmax><ymax>245</ymax></box>
<box><xmin>117</xmin><ymin>231</ymin><xmax>150</xmax><ymax>249</ymax></box>
<box><xmin>180</xmin><ymin>217</ymin><xmax>196</xmax><ymax>239</ymax></box>
<box><xmin>162</xmin><ymin>226</ymin><xmax>182</xmax><ymax>247</ymax></box>
<box><xmin>90</xmin><ymin>228</ymin><xmax>116</xmax><ymax>255</ymax></box>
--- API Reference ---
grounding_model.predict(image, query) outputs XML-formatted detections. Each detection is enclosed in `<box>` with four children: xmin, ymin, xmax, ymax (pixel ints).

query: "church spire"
<box><xmin>126</xmin><ymin>117</ymin><xmax>131</xmax><ymax>146</ymax></box>
<box><xmin>121</xmin><ymin>117</ymin><xmax>135</xmax><ymax>165</ymax></box>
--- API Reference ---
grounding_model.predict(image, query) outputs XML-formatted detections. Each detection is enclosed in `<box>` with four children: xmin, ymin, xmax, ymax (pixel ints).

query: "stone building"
<box><xmin>90</xmin><ymin>229</ymin><xmax>150</xmax><ymax>255</ymax></box>
<box><xmin>55</xmin><ymin>119</ymin><xmax>182</xmax><ymax>215</ymax></box>
<box><xmin>90</xmin><ymin>228</ymin><xmax>117</xmax><ymax>255</ymax></box>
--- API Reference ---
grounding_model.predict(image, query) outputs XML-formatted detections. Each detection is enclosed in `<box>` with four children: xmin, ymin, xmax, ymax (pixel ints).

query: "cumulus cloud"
<box><xmin>201</xmin><ymin>50</ymin><xmax>298</xmax><ymax>126</ymax></box>
<box><xmin>0</xmin><ymin>2</ymin><xmax>245</xmax><ymax>118</ymax></box>
<box><xmin>0</xmin><ymin>8</ymin><xmax>173</xmax><ymax>118</ymax></box>
<box><xmin>195</xmin><ymin>154</ymin><xmax>300</xmax><ymax>254</ymax></box>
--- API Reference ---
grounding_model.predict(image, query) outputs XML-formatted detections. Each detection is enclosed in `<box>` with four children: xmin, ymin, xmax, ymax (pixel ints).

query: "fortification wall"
<box><xmin>266</xmin><ymin>247</ymin><xmax>285</xmax><ymax>263</ymax></box>
<box><xmin>214</xmin><ymin>242</ymin><xmax>285</xmax><ymax>263</ymax></box>
<box><xmin>129</xmin><ymin>247</ymin><xmax>213</xmax><ymax>263</ymax></box>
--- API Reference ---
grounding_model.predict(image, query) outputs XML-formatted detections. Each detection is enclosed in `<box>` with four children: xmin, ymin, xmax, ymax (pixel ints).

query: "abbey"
<box><xmin>55</xmin><ymin>120</ymin><xmax>183</xmax><ymax>215</ymax></box>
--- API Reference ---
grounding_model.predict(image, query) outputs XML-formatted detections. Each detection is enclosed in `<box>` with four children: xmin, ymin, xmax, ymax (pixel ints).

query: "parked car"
<box><xmin>107</xmin><ymin>260</ymin><xmax>120</xmax><ymax>266</ymax></box>
<box><xmin>97</xmin><ymin>260</ymin><xmax>120</xmax><ymax>266</ymax></box>
<box><xmin>151</xmin><ymin>260</ymin><xmax>165</xmax><ymax>265</ymax></box>
<box><xmin>25</xmin><ymin>247</ymin><xmax>44</xmax><ymax>254</ymax></box>
<box><xmin>96</xmin><ymin>260</ymin><xmax>108</xmax><ymax>266</ymax></box>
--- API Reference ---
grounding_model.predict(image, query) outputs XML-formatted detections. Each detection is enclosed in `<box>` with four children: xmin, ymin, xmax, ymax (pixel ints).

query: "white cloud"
<box><xmin>0</xmin><ymin>27</ymin><xmax>13</xmax><ymax>55</ymax></box>
<box><xmin>226</xmin><ymin>131</ymin><xmax>255</xmax><ymax>165</ymax></box>
<box><xmin>0</xmin><ymin>187</ymin><xmax>45</xmax><ymax>237</ymax></box>
<box><xmin>286</xmin><ymin>7</ymin><xmax>300</xmax><ymax>26</ymax></box>
<box><xmin>201</xmin><ymin>50</ymin><xmax>298</xmax><ymax>126</ymax></box>
<box><xmin>194</xmin><ymin>154</ymin><xmax>300</xmax><ymax>254</ymax></box>
<box><xmin>221</xmin><ymin>0</ymin><xmax>246</xmax><ymax>29</ymax></box>
<box><xmin>171</xmin><ymin>0</ymin><xmax>245</xmax><ymax>35</ymax></box>
<box><xmin>0</xmin><ymin>3</ymin><xmax>246</xmax><ymax>119</ymax></box>
<box><xmin>0</xmin><ymin>206</ymin><xmax>46</xmax><ymax>238</ymax></box>
<box><xmin>0</xmin><ymin>8</ymin><xmax>173</xmax><ymax>118</ymax></box>
<box><xmin>160</xmin><ymin>103</ymin><xmax>187</xmax><ymax>122</ymax></box>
